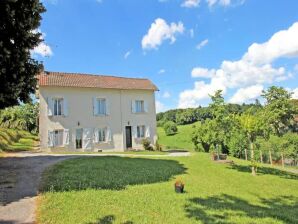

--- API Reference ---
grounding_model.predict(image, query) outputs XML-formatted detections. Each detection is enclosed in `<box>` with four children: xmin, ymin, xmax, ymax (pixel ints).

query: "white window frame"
<box><xmin>53</xmin><ymin>98</ymin><xmax>63</xmax><ymax>116</ymax></box>
<box><xmin>135</xmin><ymin>100</ymin><xmax>145</xmax><ymax>113</ymax></box>
<box><xmin>53</xmin><ymin>130</ymin><xmax>64</xmax><ymax>147</ymax></box>
<box><xmin>98</xmin><ymin>127</ymin><xmax>106</xmax><ymax>143</ymax></box>
<box><xmin>137</xmin><ymin>125</ymin><xmax>145</xmax><ymax>138</ymax></box>
<box><xmin>97</xmin><ymin>98</ymin><xmax>107</xmax><ymax>115</ymax></box>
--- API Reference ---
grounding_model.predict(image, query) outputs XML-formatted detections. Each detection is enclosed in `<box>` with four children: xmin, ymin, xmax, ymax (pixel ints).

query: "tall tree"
<box><xmin>0</xmin><ymin>0</ymin><xmax>45</xmax><ymax>109</ymax></box>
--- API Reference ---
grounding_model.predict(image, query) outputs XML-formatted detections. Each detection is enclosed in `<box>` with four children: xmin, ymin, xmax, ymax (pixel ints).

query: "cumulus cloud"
<box><xmin>178</xmin><ymin>22</ymin><xmax>298</xmax><ymax>108</ymax></box>
<box><xmin>162</xmin><ymin>91</ymin><xmax>171</xmax><ymax>98</ymax></box>
<box><xmin>206</xmin><ymin>0</ymin><xmax>245</xmax><ymax>7</ymax></box>
<box><xmin>191</xmin><ymin>67</ymin><xmax>216</xmax><ymax>78</ymax></box>
<box><xmin>31</xmin><ymin>30</ymin><xmax>53</xmax><ymax>57</ymax></box>
<box><xmin>142</xmin><ymin>18</ymin><xmax>184</xmax><ymax>50</ymax></box>
<box><xmin>196</xmin><ymin>39</ymin><xmax>209</xmax><ymax>50</ymax></box>
<box><xmin>181</xmin><ymin>0</ymin><xmax>200</xmax><ymax>8</ymax></box>
<box><xmin>229</xmin><ymin>85</ymin><xmax>264</xmax><ymax>104</ymax></box>
<box><xmin>292</xmin><ymin>88</ymin><xmax>298</xmax><ymax>99</ymax></box>
<box><xmin>156</xmin><ymin>100</ymin><xmax>167</xmax><ymax>113</ymax></box>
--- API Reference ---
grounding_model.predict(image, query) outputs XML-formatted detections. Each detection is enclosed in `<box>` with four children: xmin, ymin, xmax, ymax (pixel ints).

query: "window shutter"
<box><xmin>47</xmin><ymin>98</ymin><xmax>53</xmax><ymax>116</ymax></box>
<box><xmin>131</xmin><ymin>100</ymin><xmax>136</xmax><ymax>113</ymax></box>
<box><xmin>105</xmin><ymin>99</ymin><xmax>110</xmax><ymax>115</ymax></box>
<box><xmin>144</xmin><ymin>101</ymin><xmax>148</xmax><ymax>113</ymax></box>
<box><xmin>48</xmin><ymin>131</ymin><xmax>54</xmax><ymax>147</ymax></box>
<box><xmin>94</xmin><ymin>128</ymin><xmax>99</xmax><ymax>143</ymax></box>
<box><xmin>107</xmin><ymin>127</ymin><xmax>112</xmax><ymax>142</ymax></box>
<box><xmin>145</xmin><ymin>126</ymin><xmax>150</xmax><ymax>138</ymax></box>
<box><xmin>63</xmin><ymin>129</ymin><xmax>70</xmax><ymax>145</ymax></box>
<box><xmin>132</xmin><ymin>126</ymin><xmax>137</xmax><ymax>138</ymax></box>
<box><xmin>63</xmin><ymin>98</ymin><xmax>68</xmax><ymax>116</ymax></box>
<box><xmin>93</xmin><ymin>97</ymin><xmax>98</xmax><ymax>116</ymax></box>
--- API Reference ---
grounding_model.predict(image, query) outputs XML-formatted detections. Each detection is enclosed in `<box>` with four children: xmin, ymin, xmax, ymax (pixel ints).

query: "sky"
<box><xmin>34</xmin><ymin>0</ymin><xmax>298</xmax><ymax>112</ymax></box>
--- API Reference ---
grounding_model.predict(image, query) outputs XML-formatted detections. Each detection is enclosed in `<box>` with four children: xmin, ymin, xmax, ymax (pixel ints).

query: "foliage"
<box><xmin>0</xmin><ymin>128</ymin><xmax>38</xmax><ymax>152</ymax></box>
<box><xmin>154</xmin><ymin>140</ymin><xmax>162</xmax><ymax>151</ymax></box>
<box><xmin>141</xmin><ymin>138</ymin><xmax>153</xmax><ymax>151</ymax></box>
<box><xmin>163</xmin><ymin>121</ymin><xmax>178</xmax><ymax>136</ymax></box>
<box><xmin>38</xmin><ymin>153</ymin><xmax>298</xmax><ymax>224</ymax></box>
<box><xmin>0</xmin><ymin>0</ymin><xmax>46</xmax><ymax>108</ymax></box>
<box><xmin>0</xmin><ymin>103</ymin><xmax>39</xmax><ymax>133</ymax></box>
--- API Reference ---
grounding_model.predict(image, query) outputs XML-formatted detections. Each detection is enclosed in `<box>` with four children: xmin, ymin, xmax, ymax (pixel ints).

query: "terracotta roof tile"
<box><xmin>37</xmin><ymin>71</ymin><xmax>158</xmax><ymax>91</ymax></box>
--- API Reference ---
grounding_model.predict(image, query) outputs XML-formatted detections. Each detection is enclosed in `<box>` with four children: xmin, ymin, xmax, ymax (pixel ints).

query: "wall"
<box><xmin>39</xmin><ymin>86</ymin><xmax>157</xmax><ymax>152</ymax></box>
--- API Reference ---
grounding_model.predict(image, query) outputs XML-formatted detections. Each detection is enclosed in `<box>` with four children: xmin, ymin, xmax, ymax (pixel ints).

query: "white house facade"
<box><xmin>38</xmin><ymin>71</ymin><xmax>158</xmax><ymax>152</ymax></box>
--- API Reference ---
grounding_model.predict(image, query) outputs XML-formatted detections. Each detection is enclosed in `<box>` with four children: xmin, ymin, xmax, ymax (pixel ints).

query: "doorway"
<box><xmin>125</xmin><ymin>126</ymin><xmax>132</xmax><ymax>149</ymax></box>
<box><xmin>76</xmin><ymin>128</ymin><xmax>83</xmax><ymax>149</ymax></box>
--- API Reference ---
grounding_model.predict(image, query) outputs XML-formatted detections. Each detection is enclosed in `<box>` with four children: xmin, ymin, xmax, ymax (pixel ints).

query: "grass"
<box><xmin>49</xmin><ymin>150</ymin><xmax>168</xmax><ymax>155</ymax></box>
<box><xmin>157</xmin><ymin>122</ymin><xmax>198</xmax><ymax>151</ymax></box>
<box><xmin>37</xmin><ymin>153</ymin><xmax>298</xmax><ymax>224</ymax></box>
<box><xmin>0</xmin><ymin>128</ymin><xmax>38</xmax><ymax>152</ymax></box>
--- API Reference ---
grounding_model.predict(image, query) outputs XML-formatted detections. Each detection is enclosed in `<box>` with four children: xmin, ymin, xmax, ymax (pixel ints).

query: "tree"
<box><xmin>238</xmin><ymin>113</ymin><xmax>263</xmax><ymax>175</ymax></box>
<box><xmin>163</xmin><ymin>121</ymin><xmax>178</xmax><ymax>136</ymax></box>
<box><xmin>0</xmin><ymin>0</ymin><xmax>45</xmax><ymax>109</ymax></box>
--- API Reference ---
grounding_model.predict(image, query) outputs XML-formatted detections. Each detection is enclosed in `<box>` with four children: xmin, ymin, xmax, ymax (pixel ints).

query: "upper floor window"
<box><xmin>135</xmin><ymin>100</ymin><xmax>145</xmax><ymax>113</ymax></box>
<box><xmin>97</xmin><ymin>98</ymin><xmax>106</xmax><ymax>115</ymax></box>
<box><xmin>53</xmin><ymin>98</ymin><xmax>63</xmax><ymax>116</ymax></box>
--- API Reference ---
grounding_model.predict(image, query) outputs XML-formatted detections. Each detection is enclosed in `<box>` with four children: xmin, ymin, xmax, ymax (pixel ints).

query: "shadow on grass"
<box><xmin>86</xmin><ymin>215</ymin><xmax>133</xmax><ymax>224</ymax></box>
<box><xmin>40</xmin><ymin>156</ymin><xmax>186</xmax><ymax>192</ymax></box>
<box><xmin>185</xmin><ymin>194</ymin><xmax>298</xmax><ymax>224</ymax></box>
<box><xmin>228</xmin><ymin>164</ymin><xmax>298</xmax><ymax>180</ymax></box>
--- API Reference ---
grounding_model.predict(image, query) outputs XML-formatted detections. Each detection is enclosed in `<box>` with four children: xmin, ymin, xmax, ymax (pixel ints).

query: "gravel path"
<box><xmin>0</xmin><ymin>151</ymin><xmax>190</xmax><ymax>224</ymax></box>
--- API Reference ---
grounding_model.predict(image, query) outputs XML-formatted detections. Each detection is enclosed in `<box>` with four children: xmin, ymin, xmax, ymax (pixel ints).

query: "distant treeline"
<box><xmin>157</xmin><ymin>101</ymin><xmax>262</xmax><ymax>126</ymax></box>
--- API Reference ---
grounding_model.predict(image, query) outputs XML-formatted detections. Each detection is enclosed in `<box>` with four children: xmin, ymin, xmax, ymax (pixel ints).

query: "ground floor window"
<box><xmin>98</xmin><ymin>128</ymin><xmax>106</xmax><ymax>142</ymax></box>
<box><xmin>137</xmin><ymin>125</ymin><xmax>145</xmax><ymax>138</ymax></box>
<box><xmin>54</xmin><ymin>130</ymin><xmax>63</xmax><ymax>147</ymax></box>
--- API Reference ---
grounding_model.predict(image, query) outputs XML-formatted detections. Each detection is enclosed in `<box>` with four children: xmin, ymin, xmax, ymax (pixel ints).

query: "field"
<box><xmin>157</xmin><ymin>122</ymin><xmax>197</xmax><ymax>151</ymax></box>
<box><xmin>37</xmin><ymin>153</ymin><xmax>298</xmax><ymax>224</ymax></box>
<box><xmin>0</xmin><ymin>128</ymin><xmax>38</xmax><ymax>152</ymax></box>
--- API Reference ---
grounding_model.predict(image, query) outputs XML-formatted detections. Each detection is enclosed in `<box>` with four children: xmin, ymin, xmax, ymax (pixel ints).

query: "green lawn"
<box><xmin>38</xmin><ymin>153</ymin><xmax>298</xmax><ymax>224</ymax></box>
<box><xmin>157</xmin><ymin>122</ymin><xmax>198</xmax><ymax>151</ymax></box>
<box><xmin>0</xmin><ymin>128</ymin><xmax>38</xmax><ymax>152</ymax></box>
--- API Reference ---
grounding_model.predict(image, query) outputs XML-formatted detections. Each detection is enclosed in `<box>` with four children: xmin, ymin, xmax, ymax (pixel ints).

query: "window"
<box><xmin>53</xmin><ymin>98</ymin><xmax>63</xmax><ymax>116</ymax></box>
<box><xmin>97</xmin><ymin>98</ymin><xmax>106</xmax><ymax>115</ymax></box>
<box><xmin>135</xmin><ymin>100</ymin><xmax>144</xmax><ymax>113</ymax></box>
<box><xmin>98</xmin><ymin>128</ymin><xmax>106</xmax><ymax>142</ymax></box>
<box><xmin>54</xmin><ymin>130</ymin><xmax>63</xmax><ymax>147</ymax></box>
<box><xmin>137</xmin><ymin>125</ymin><xmax>145</xmax><ymax>138</ymax></box>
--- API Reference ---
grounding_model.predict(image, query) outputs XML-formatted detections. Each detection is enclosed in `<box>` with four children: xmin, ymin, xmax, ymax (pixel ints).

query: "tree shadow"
<box><xmin>40</xmin><ymin>156</ymin><xmax>186</xmax><ymax>192</ymax></box>
<box><xmin>86</xmin><ymin>215</ymin><xmax>133</xmax><ymax>224</ymax></box>
<box><xmin>185</xmin><ymin>194</ymin><xmax>298</xmax><ymax>224</ymax></box>
<box><xmin>228</xmin><ymin>164</ymin><xmax>298</xmax><ymax>180</ymax></box>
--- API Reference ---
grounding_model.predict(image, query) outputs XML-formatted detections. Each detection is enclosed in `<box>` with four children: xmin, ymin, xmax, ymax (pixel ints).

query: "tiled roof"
<box><xmin>37</xmin><ymin>71</ymin><xmax>158</xmax><ymax>91</ymax></box>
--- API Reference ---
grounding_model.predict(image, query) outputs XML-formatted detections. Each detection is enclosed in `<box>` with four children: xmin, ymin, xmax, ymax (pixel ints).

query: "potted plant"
<box><xmin>174</xmin><ymin>178</ymin><xmax>184</xmax><ymax>193</ymax></box>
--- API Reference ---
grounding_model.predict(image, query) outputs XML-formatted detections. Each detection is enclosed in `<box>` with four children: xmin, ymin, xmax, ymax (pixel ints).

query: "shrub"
<box><xmin>142</xmin><ymin>138</ymin><xmax>153</xmax><ymax>151</ymax></box>
<box><xmin>155</xmin><ymin>140</ymin><xmax>162</xmax><ymax>151</ymax></box>
<box><xmin>163</xmin><ymin>121</ymin><xmax>178</xmax><ymax>136</ymax></box>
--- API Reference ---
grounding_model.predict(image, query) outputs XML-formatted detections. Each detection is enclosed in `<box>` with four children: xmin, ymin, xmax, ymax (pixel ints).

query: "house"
<box><xmin>37</xmin><ymin>71</ymin><xmax>158</xmax><ymax>152</ymax></box>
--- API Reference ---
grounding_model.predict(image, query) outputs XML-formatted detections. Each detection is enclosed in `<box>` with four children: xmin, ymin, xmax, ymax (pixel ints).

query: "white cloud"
<box><xmin>206</xmin><ymin>0</ymin><xmax>244</xmax><ymax>7</ymax></box>
<box><xmin>181</xmin><ymin>0</ymin><xmax>200</xmax><ymax>8</ymax></box>
<box><xmin>158</xmin><ymin>69</ymin><xmax>166</xmax><ymax>74</ymax></box>
<box><xmin>162</xmin><ymin>91</ymin><xmax>171</xmax><ymax>98</ymax></box>
<box><xmin>142</xmin><ymin>18</ymin><xmax>184</xmax><ymax>50</ymax></box>
<box><xmin>191</xmin><ymin>67</ymin><xmax>216</xmax><ymax>78</ymax></box>
<box><xmin>196</xmin><ymin>39</ymin><xmax>209</xmax><ymax>50</ymax></box>
<box><xmin>156</xmin><ymin>100</ymin><xmax>167</xmax><ymax>113</ymax></box>
<box><xmin>31</xmin><ymin>29</ymin><xmax>53</xmax><ymax>57</ymax></box>
<box><xmin>292</xmin><ymin>88</ymin><xmax>298</xmax><ymax>99</ymax></box>
<box><xmin>229</xmin><ymin>84</ymin><xmax>264</xmax><ymax>104</ymax></box>
<box><xmin>179</xmin><ymin>21</ymin><xmax>298</xmax><ymax>107</ymax></box>
<box><xmin>124</xmin><ymin>50</ymin><xmax>131</xmax><ymax>59</ymax></box>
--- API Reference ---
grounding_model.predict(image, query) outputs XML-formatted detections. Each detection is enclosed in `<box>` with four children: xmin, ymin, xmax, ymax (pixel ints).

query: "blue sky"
<box><xmin>34</xmin><ymin>0</ymin><xmax>298</xmax><ymax>112</ymax></box>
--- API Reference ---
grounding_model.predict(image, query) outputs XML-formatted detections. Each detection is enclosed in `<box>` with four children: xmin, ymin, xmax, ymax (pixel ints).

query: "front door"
<box><xmin>83</xmin><ymin>128</ymin><xmax>92</xmax><ymax>151</ymax></box>
<box><xmin>125</xmin><ymin>126</ymin><xmax>132</xmax><ymax>149</ymax></box>
<box><xmin>76</xmin><ymin>128</ymin><xmax>83</xmax><ymax>149</ymax></box>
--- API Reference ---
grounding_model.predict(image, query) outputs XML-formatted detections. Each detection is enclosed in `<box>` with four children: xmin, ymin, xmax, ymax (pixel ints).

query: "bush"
<box><xmin>155</xmin><ymin>140</ymin><xmax>162</xmax><ymax>151</ymax></box>
<box><xmin>142</xmin><ymin>138</ymin><xmax>153</xmax><ymax>151</ymax></box>
<box><xmin>163</xmin><ymin>121</ymin><xmax>178</xmax><ymax>136</ymax></box>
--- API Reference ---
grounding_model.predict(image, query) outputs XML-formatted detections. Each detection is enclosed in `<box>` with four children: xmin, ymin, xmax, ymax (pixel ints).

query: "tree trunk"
<box><xmin>244</xmin><ymin>148</ymin><xmax>248</xmax><ymax>160</ymax></box>
<box><xmin>250</xmin><ymin>141</ymin><xmax>256</xmax><ymax>176</ymax></box>
<box><xmin>260</xmin><ymin>150</ymin><xmax>263</xmax><ymax>163</ymax></box>
<box><xmin>216</xmin><ymin>144</ymin><xmax>220</xmax><ymax>160</ymax></box>
<box><xmin>269</xmin><ymin>149</ymin><xmax>273</xmax><ymax>166</ymax></box>
<box><xmin>281</xmin><ymin>152</ymin><xmax>284</xmax><ymax>168</ymax></box>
